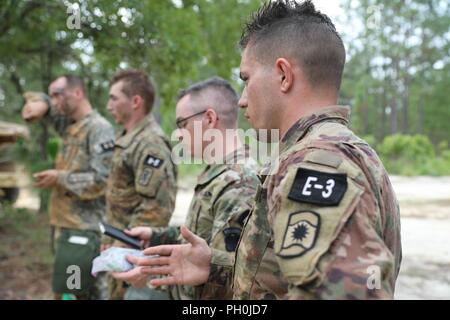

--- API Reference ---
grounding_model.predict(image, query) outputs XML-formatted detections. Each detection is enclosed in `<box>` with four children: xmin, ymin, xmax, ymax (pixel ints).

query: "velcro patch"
<box><xmin>97</xmin><ymin>140</ymin><xmax>115</xmax><ymax>153</ymax></box>
<box><xmin>288</xmin><ymin>168</ymin><xmax>347</xmax><ymax>206</ymax></box>
<box><xmin>144</xmin><ymin>155</ymin><xmax>163</xmax><ymax>168</ymax></box>
<box><xmin>223</xmin><ymin>227</ymin><xmax>242</xmax><ymax>252</ymax></box>
<box><xmin>68</xmin><ymin>173</ymin><xmax>95</xmax><ymax>184</ymax></box>
<box><xmin>278</xmin><ymin>211</ymin><xmax>320</xmax><ymax>258</ymax></box>
<box><xmin>138</xmin><ymin>168</ymin><xmax>153</xmax><ymax>186</ymax></box>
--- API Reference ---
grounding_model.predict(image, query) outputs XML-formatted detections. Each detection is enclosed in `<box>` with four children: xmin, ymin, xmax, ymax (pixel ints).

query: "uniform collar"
<box><xmin>115</xmin><ymin>114</ymin><xmax>158</xmax><ymax>148</ymax></box>
<box><xmin>67</xmin><ymin>111</ymin><xmax>96</xmax><ymax>136</ymax></box>
<box><xmin>197</xmin><ymin>145</ymin><xmax>250</xmax><ymax>186</ymax></box>
<box><xmin>279</xmin><ymin>105</ymin><xmax>350</xmax><ymax>153</ymax></box>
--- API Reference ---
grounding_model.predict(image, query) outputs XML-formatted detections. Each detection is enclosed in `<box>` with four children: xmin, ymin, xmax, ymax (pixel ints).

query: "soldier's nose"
<box><xmin>238</xmin><ymin>96</ymin><xmax>247</xmax><ymax>109</ymax></box>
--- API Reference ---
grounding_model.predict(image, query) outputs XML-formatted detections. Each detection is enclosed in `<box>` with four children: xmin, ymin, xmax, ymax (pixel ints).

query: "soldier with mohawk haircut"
<box><xmin>131</xmin><ymin>0</ymin><xmax>402</xmax><ymax>300</ymax></box>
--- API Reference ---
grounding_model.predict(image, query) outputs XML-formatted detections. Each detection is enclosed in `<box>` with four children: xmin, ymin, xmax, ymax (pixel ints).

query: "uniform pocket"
<box><xmin>52</xmin><ymin>228</ymin><xmax>100</xmax><ymax>295</ymax></box>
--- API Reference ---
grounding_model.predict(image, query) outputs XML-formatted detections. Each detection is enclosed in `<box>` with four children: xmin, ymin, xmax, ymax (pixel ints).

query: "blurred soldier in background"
<box><xmin>21</xmin><ymin>75</ymin><xmax>114</xmax><ymax>299</ymax></box>
<box><xmin>111</xmin><ymin>77</ymin><xmax>259</xmax><ymax>299</ymax></box>
<box><xmin>103</xmin><ymin>69</ymin><xmax>177</xmax><ymax>300</ymax></box>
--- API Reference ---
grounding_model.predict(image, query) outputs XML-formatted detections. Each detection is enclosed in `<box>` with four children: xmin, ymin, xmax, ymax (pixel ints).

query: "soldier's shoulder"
<box><xmin>88</xmin><ymin>112</ymin><xmax>114</xmax><ymax>131</ymax></box>
<box><xmin>134</xmin><ymin>121</ymin><xmax>169</xmax><ymax>146</ymax></box>
<box><xmin>275</xmin><ymin>129</ymin><xmax>388</xmax><ymax>197</ymax></box>
<box><xmin>222</xmin><ymin>157</ymin><xmax>259</xmax><ymax>182</ymax></box>
<box><xmin>285</xmin><ymin>121</ymin><xmax>376</xmax><ymax>166</ymax></box>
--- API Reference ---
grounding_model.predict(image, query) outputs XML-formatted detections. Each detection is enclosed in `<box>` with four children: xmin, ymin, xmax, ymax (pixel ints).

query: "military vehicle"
<box><xmin>0</xmin><ymin>120</ymin><xmax>29</xmax><ymax>203</ymax></box>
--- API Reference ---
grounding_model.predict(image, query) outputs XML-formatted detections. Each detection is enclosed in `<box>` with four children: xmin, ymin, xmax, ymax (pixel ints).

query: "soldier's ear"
<box><xmin>73</xmin><ymin>87</ymin><xmax>83</xmax><ymax>99</ymax></box>
<box><xmin>275</xmin><ymin>58</ymin><xmax>294</xmax><ymax>93</ymax></box>
<box><xmin>132</xmin><ymin>95</ymin><xmax>143</xmax><ymax>111</ymax></box>
<box><xmin>204</xmin><ymin>108</ymin><xmax>218</xmax><ymax>128</ymax></box>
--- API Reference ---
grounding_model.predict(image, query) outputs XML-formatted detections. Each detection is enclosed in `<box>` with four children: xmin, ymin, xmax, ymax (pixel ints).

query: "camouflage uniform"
<box><xmin>47</xmin><ymin>110</ymin><xmax>114</xmax><ymax>231</ymax></box>
<box><xmin>104</xmin><ymin>114</ymin><xmax>177</xmax><ymax>299</ymax></box>
<box><xmin>151</xmin><ymin>146</ymin><xmax>259</xmax><ymax>299</ymax></box>
<box><xmin>211</xmin><ymin>106</ymin><xmax>402</xmax><ymax>299</ymax></box>
<box><xmin>40</xmin><ymin>98</ymin><xmax>114</xmax><ymax>300</ymax></box>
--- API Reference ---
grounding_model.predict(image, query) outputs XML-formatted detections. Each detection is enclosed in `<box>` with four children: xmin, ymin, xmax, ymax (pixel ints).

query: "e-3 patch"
<box><xmin>288</xmin><ymin>168</ymin><xmax>347</xmax><ymax>206</ymax></box>
<box><xmin>144</xmin><ymin>155</ymin><xmax>164</xmax><ymax>168</ymax></box>
<box><xmin>138</xmin><ymin>168</ymin><xmax>153</xmax><ymax>186</ymax></box>
<box><xmin>278</xmin><ymin>211</ymin><xmax>320</xmax><ymax>258</ymax></box>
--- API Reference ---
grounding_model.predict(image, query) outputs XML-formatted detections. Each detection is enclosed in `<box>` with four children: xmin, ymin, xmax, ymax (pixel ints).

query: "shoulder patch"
<box><xmin>144</xmin><ymin>155</ymin><xmax>164</xmax><ymax>168</ymax></box>
<box><xmin>96</xmin><ymin>140</ymin><xmax>115</xmax><ymax>153</ymax></box>
<box><xmin>278</xmin><ymin>211</ymin><xmax>320</xmax><ymax>258</ymax></box>
<box><xmin>288</xmin><ymin>168</ymin><xmax>347</xmax><ymax>206</ymax></box>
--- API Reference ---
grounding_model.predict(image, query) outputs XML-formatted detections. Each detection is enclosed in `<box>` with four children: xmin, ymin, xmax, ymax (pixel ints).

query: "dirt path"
<box><xmin>390</xmin><ymin>176</ymin><xmax>450</xmax><ymax>299</ymax></box>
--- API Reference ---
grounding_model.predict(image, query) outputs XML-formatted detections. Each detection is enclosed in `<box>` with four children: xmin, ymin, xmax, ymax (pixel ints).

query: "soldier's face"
<box><xmin>108</xmin><ymin>81</ymin><xmax>132</xmax><ymax>125</ymax></box>
<box><xmin>175</xmin><ymin>95</ymin><xmax>206</xmax><ymax>159</ymax></box>
<box><xmin>239</xmin><ymin>47</ymin><xmax>280</xmax><ymax>140</ymax></box>
<box><xmin>49</xmin><ymin>77</ymin><xmax>77</xmax><ymax>117</ymax></box>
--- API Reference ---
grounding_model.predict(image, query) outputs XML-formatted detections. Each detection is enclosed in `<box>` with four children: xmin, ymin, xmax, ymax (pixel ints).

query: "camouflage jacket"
<box><xmin>104</xmin><ymin>114</ymin><xmax>177</xmax><ymax>238</ymax></box>
<box><xmin>46</xmin><ymin>107</ymin><xmax>115</xmax><ymax>231</ymax></box>
<box><xmin>228</xmin><ymin>106</ymin><xmax>402</xmax><ymax>299</ymax></box>
<box><xmin>151</xmin><ymin>146</ymin><xmax>259</xmax><ymax>299</ymax></box>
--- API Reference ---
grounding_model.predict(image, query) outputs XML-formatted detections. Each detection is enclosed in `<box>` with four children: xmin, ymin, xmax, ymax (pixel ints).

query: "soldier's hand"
<box><xmin>124</xmin><ymin>227</ymin><xmax>152</xmax><ymax>248</ymax></box>
<box><xmin>22</xmin><ymin>92</ymin><xmax>49</xmax><ymax>122</ymax></box>
<box><xmin>110</xmin><ymin>266</ymin><xmax>149</xmax><ymax>288</ymax></box>
<box><xmin>100</xmin><ymin>244</ymin><xmax>112</xmax><ymax>252</ymax></box>
<box><xmin>33</xmin><ymin>170</ymin><xmax>58</xmax><ymax>188</ymax></box>
<box><xmin>127</xmin><ymin>226</ymin><xmax>212</xmax><ymax>287</ymax></box>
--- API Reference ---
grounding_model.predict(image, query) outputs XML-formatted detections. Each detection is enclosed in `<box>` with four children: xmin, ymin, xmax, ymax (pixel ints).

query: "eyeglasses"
<box><xmin>175</xmin><ymin>110</ymin><xmax>207</xmax><ymax>129</ymax></box>
<box><xmin>49</xmin><ymin>88</ymin><xmax>66</xmax><ymax>99</ymax></box>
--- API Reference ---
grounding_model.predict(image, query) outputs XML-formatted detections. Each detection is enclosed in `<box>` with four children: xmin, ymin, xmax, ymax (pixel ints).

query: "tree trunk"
<box><xmin>379</xmin><ymin>87</ymin><xmax>387</xmax><ymax>141</ymax></box>
<box><xmin>390</xmin><ymin>96</ymin><xmax>398</xmax><ymax>135</ymax></box>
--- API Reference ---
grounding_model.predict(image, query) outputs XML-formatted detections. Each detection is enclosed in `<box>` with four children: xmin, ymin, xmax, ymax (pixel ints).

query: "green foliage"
<box><xmin>47</xmin><ymin>137</ymin><xmax>61</xmax><ymax>161</ymax></box>
<box><xmin>340</xmin><ymin>0</ymin><xmax>450</xmax><ymax>144</ymax></box>
<box><xmin>361</xmin><ymin>135</ymin><xmax>377</xmax><ymax>149</ymax></box>
<box><xmin>377</xmin><ymin>134</ymin><xmax>450</xmax><ymax>176</ymax></box>
<box><xmin>0</xmin><ymin>203</ymin><xmax>34</xmax><ymax>228</ymax></box>
<box><xmin>1</xmin><ymin>0</ymin><xmax>449</xmax><ymax>177</ymax></box>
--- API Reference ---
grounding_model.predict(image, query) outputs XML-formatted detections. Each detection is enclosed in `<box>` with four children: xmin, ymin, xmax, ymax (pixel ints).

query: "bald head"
<box><xmin>177</xmin><ymin>77</ymin><xmax>239</xmax><ymax>128</ymax></box>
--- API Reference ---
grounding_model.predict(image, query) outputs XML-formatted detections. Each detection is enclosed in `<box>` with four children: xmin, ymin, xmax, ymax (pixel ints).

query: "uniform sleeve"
<box><xmin>57</xmin><ymin>122</ymin><xmax>115</xmax><ymax>200</ymax></box>
<box><xmin>200</xmin><ymin>176</ymin><xmax>257</xmax><ymax>299</ymax></box>
<box><xmin>268</xmin><ymin>151</ymin><xmax>397</xmax><ymax>299</ymax></box>
<box><xmin>211</xmin><ymin>179</ymin><xmax>256</xmax><ymax>253</ymax></box>
<box><xmin>127</xmin><ymin>142</ymin><xmax>177</xmax><ymax>228</ymax></box>
<box><xmin>149</xmin><ymin>226</ymin><xmax>180</xmax><ymax>246</ymax></box>
<box><xmin>199</xmin><ymin>248</ymin><xmax>235</xmax><ymax>299</ymax></box>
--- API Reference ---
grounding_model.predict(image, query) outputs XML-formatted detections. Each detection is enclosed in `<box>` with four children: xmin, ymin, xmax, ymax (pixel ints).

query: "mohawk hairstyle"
<box><xmin>240</xmin><ymin>0</ymin><xmax>346</xmax><ymax>91</ymax></box>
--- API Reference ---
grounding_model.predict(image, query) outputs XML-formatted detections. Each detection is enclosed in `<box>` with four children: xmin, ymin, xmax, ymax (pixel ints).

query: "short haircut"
<box><xmin>177</xmin><ymin>77</ymin><xmax>239</xmax><ymax>128</ymax></box>
<box><xmin>240</xmin><ymin>0</ymin><xmax>346</xmax><ymax>91</ymax></box>
<box><xmin>62</xmin><ymin>74</ymin><xmax>86</xmax><ymax>96</ymax></box>
<box><xmin>109</xmin><ymin>69</ymin><xmax>155</xmax><ymax>113</ymax></box>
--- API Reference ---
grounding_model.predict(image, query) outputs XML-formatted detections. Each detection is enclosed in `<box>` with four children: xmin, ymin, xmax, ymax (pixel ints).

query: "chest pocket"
<box><xmin>108</xmin><ymin>151</ymin><xmax>135</xmax><ymax>199</ymax></box>
<box><xmin>58</xmin><ymin>136</ymin><xmax>88</xmax><ymax>171</ymax></box>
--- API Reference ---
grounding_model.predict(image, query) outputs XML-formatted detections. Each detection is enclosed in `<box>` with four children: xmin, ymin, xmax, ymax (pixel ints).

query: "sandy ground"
<box><xmin>5</xmin><ymin>175</ymin><xmax>450</xmax><ymax>300</ymax></box>
<box><xmin>389</xmin><ymin>176</ymin><xmax>450</xmax><ymax>300</ymax></box>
